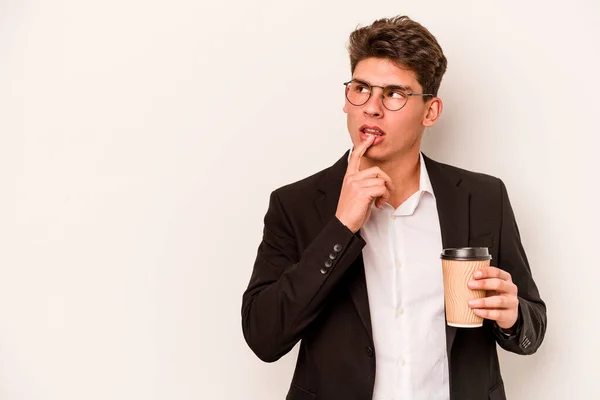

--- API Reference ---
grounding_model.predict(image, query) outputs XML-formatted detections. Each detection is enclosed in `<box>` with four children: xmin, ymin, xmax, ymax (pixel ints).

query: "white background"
<box><xmin>1</xmin><ymin>0</ymin><xmax>599</xmax><ymax>399</ymax></box>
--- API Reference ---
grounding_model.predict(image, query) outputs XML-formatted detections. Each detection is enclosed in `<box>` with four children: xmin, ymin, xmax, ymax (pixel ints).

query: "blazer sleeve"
<box><xmin>241</xmin><ymin>190</ymin><xmax>366</xmax><ymax>363</ymax></box>
<box><xmin>492</xmin><ymin>179</ymin><xmax>547</xmax><ymax>355</ymax></box>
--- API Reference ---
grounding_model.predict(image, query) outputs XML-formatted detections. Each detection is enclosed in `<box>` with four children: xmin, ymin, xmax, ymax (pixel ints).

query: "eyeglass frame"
<box><xmin>343</xmin><ymin>79</ymin><xmax>435</xmax><ymax>111</ymax></box>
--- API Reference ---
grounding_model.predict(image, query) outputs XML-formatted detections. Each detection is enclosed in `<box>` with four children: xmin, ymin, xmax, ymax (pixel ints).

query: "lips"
<box><xmin>359</xmin><ymin>125</ymin><xmax>385</xmax><ymax>145</ymax></box>
<box><xmin>360</xmin><ymin>125</ymin><xmax>385</xmax><ymax>136</ymax></box>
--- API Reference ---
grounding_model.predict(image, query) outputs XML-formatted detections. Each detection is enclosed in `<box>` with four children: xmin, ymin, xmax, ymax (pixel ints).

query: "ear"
<box><xmin>343</xmin><ymin>101</ymin><xmax>348</xmax><ymax>114</ymax></box>
<box><xmin>423</xmin><ymin>97</ymin><xmax>443</xmax><ymax>127</ymax></box>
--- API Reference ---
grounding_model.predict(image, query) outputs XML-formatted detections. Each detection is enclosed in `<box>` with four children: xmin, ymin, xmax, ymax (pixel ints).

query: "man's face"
<box><xmin>343</xmin><ymin>57</ymin><xmax>438</xmax><ymax>164</ymax></box>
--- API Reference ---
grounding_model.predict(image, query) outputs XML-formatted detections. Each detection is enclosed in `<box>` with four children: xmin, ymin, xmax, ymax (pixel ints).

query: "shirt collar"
<box><xmin>418</xmin><ymin>152</ymin><xmax>435</xmax><ymax>197</ymax></box>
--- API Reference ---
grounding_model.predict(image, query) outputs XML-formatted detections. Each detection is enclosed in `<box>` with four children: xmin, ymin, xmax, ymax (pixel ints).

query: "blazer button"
<box><xmin>365</xmin><ymin>346</ymin><xmax>374</xmax><ymax>357</ymax></box>
<box><xmin>333</xmin><ymin>244</ymin><xmax>343</xmax><ymax>252</ymax></box>
<box><xmin>324</xmin><ymin>260</ymin><xmax>333</xmax><ymax>268</ymax></box>
<box><xmin>328</xmin><ymin>253</ymin><xmax>337</xmax><ymax>260</ymax></box>
<box><xmin>320</xmin><ymin>268</ymin><xmax>328</xmax><ymax>275</ymax></box>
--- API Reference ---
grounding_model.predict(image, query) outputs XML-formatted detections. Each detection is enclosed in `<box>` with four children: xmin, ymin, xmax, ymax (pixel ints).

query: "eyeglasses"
<box><xmin>343</xmin><ymin>79</ymin><xmax>434</xmax><ymax>111</ymax></box>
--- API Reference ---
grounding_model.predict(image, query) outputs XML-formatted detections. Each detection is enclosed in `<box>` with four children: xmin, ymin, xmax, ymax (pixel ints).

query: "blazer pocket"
<box><xmin>488</xmin><ymin>379</ymin><xmax>506</xmax><ymax>400</ymax></box>
<box><xmin>286</xmin><ymin>383</ymin><xmax>316</xmax><ymax>400</ymax></box>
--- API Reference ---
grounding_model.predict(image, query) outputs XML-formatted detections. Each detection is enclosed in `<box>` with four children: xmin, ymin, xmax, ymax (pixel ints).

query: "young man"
<box><xmin>241</xmin><ymin>16</ymin><xmax>546</xmax><ymax>400</ymax></box>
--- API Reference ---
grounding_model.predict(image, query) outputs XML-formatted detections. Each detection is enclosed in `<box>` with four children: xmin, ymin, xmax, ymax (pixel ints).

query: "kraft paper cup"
<box><xmin>441</xmin><ymin>247</ymin><xmax>491</xmax><ymax>328</ymax></box>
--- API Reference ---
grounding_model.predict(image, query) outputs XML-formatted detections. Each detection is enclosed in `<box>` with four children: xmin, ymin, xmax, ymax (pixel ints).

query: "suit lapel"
<box><xmin>423</xmin><ymin>153</ymin><xmax>470</xmax><ymax>355</ymax></box>
<box><xmin>314</xmin><ymin>150</ymin><xmax>350</xmax><ymax>227</ymax></box>
<box><xmin>346</xmin><ymin>251</ymin><xmax>373</xmax><ymax>341</ymax></box>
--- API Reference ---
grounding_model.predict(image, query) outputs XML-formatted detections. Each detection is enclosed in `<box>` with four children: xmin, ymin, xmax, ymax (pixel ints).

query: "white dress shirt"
<box><xmin>348</xmin><ymin>151</ymin><xmax>450</xmax><ymax>400</ymax></box>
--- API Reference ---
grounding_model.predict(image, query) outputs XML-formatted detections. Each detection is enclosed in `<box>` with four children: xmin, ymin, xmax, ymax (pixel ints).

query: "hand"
<box><xmin>467</xmin><ymin>266</ymin><xmax>519</xmax><ymax>330</ymax></box>
<box><xmin>335</xmin><ymin>135</ymin><xmax>396</xmax><ymax>233</ymax></box>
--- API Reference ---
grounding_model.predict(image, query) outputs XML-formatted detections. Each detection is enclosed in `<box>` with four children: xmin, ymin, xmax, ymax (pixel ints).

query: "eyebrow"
<box><xmin>353</xmin><ymin>78</ymin><xmax>413</xmax><ymax>92</ymax></box>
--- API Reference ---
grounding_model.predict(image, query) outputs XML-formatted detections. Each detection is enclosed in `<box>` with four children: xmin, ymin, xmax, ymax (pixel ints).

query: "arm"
<box><xmin>492</xmin><ymin>179</ymin><xmax>547</xmax><ymax>354</ymax></box>
<box><xmin>241</xmin><ymin>190</ymin><xmax>366</xmax><ymax>362</ymax></box>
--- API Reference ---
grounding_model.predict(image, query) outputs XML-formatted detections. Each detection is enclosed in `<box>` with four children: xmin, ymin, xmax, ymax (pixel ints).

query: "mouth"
<box><xmin>359</xmin><ymin>125</ymin><xmax>385</xmax><ymax>145</ymax></box>
<box><xmin>359</xmin><ymin>125</ymin><xmax>385</xmax><ymax>137</ymax></box>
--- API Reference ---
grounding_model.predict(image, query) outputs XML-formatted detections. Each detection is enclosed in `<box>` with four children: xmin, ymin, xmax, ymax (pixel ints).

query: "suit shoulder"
<box><xmin>270</xmin><ymin>157</ymin><xmax>339</xmax><ymax>202</ymax></box>
<box><xmin>432</xmin><ymin>158</ymin><xmax>502</xmax><ymax>190</ymax></box>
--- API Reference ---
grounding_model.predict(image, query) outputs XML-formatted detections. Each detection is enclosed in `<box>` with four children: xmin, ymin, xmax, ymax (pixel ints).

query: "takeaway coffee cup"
<box><xmin>440</xmin><ymin>247</ymin><xmax>492</xmax><ymax>328</ymax></box>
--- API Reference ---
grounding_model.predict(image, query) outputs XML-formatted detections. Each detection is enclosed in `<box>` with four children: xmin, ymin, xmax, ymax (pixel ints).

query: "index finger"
<box><xmin>474</xmin><ymin>266</ymin><xmax>512</xmax><ymax>282</ymax></box>
<box><xmin>347</xmin><ymin>136</ymin><xmax>375</xmax><ymax>174</ymax></box>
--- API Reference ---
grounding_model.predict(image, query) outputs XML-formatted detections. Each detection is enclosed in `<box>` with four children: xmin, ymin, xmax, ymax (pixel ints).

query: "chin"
<box><xmin>364</xmin><ymin>145</ymin><xmax>390</xmax><ymax>160</ymax></box>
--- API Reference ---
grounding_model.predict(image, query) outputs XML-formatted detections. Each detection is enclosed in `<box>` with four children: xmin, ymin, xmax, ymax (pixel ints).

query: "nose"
<box><xmin>363</xmin><ymin>87</ymin><xmax>384</xmax><ymax>118</ymax></box>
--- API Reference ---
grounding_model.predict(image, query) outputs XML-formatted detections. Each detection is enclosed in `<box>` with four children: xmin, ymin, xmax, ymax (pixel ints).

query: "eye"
<box><xmin>386</xmin><ymin>89</ymin><xmax>407</xmax><ymax>99</ymax></box>
<box><xmin>352</xmin><ymin>83</ymin><xmax>370</xmax><ymax>93</ymax></box>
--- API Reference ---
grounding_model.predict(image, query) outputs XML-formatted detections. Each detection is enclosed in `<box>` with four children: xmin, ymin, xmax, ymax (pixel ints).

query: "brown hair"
<box><xmin>347</xmin><ymin>16</ymin><xmax>447</xmax><ymax>97</ymax></box>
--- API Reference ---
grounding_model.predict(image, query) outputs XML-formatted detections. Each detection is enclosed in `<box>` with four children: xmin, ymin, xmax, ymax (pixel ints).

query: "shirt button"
<box><xmin>365</xmin><ymin>346</ymin><xmax>374</xmax><ymax>357</ymax></box>
<box><xmin>397</xmin><ymin>307</ymin><xmax>404</xmax><ymax>316</ymax></box>
<box><xmin>395</xmin><ymin>260</ymin><xmax>401</xmax><ymax>268</ymax></box>
<box><xmin>400</xmin><ymin>359</ymin><xmax>406</xmax><ymax>367</ymax></box>
<box><xmin>391</xmin><ymin>215</ymin><xmax>397</xmax><ymax>220</ymax></box>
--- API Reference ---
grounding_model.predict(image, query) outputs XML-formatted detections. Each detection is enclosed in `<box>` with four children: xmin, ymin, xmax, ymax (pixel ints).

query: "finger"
<box><xmin>347</xmin><ymin>135</ymin><xmax>375</xmax><ymax>174</ymax></box>
<box><xmin>355</xmin><ymin>179</ymin><xmax>390</xmax><ymax>208</ymax></box>
<box><xmin>471</xmin><ymin>308</ymin><xmax>505</xmax><ymax>321</ymax></box>
<box><xmin>356</xmin><ymin>178</ymin><xmax>386</xmax><ymax>188</ymax></box>
<box><xmin>375</xmin><ymin>192</ymin><xmax>391</xmax><ymax>208</ymax></box>
<box><xmin>468</xmin><ymin>295</ymin><xmax>518</xmax><ymax>309</ymax></box>
<box><xmin>364</xmin><ymin>185</ymin><xmax>390</xmax><ymax>204</ymax></box>
<box><xmin>347</xmin><ymin>175</ymin><xmax>395</xmax><ymax>194</ymax></box>
<box><xmin>352</xmin><ymin>166</ymin><xmax>396</xmax><ymax>192</ymax></box>
<box><xmin>473</xmin><ymin>266</ymin><xmax>512</xmax><ymax>282</ymax></box>
<box><xmin>468</xmin><ymin>278</ymin><xmax>516</xmax><ymax>294</ymax></box>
